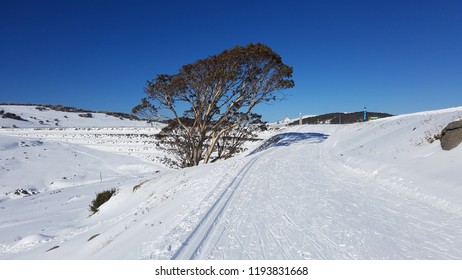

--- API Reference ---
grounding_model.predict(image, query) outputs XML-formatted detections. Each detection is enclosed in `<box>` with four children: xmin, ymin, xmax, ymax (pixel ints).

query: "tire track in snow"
<box><xmin>172</xmin><ymin>155</ymin><xmax>261</xmax><ymax>260</ymax></box>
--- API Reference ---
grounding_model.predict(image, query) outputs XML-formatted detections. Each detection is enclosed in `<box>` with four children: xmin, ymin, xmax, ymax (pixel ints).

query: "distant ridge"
<box><xmin>0</xmin><ymin>103</ymin><xmax>158</xmax><ymax>128</ymax></box>
<box><xmin>0</xmin><ymin>103</ymin><xmax>139</xmax><ymax>120</ymax></box>
<box><xmin>289</xmin><ymin>111</ymin><xmax>393</xmax><ymax>125</ymax></box>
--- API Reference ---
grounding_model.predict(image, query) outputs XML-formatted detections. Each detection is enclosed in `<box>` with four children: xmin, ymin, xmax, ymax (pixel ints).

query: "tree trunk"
<box><xmin>203</xmin><ymin>132</ymin><xmax>221</xmax><ymax>164</ymax></box>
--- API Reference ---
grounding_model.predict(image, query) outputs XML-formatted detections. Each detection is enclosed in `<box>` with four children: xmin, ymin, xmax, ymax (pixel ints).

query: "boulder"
<box><xmin>440</xmin><ymin>120</ymin><xmax>462</xmax><ymax>150</ymax></box>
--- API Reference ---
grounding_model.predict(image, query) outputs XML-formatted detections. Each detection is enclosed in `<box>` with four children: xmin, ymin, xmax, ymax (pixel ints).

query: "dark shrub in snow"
<box><xmin>89</xmin><ymin>188</ymin><xmax>117</xmax><ymax>214</ymax></box>
<box><xmin>79</xmin><ymin>113</ymin><xmax>93</xmax><ymax>118</ymax></box>
<box><xmin>2</xmin><ymin>112</ymin><xmax>28</xmax><ymax>121</ymax></box>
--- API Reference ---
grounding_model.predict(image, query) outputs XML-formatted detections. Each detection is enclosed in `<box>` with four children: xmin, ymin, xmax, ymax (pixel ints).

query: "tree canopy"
<box><xmin>134</xmin><ymin>43</ymin><xmax>294</xmax><ymax>167</ymax></box>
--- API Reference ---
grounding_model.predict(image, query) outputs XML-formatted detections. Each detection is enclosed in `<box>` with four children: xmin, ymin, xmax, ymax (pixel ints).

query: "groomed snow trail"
<box><xmin>172</xmin><ymin>156</ymin><xmax>261</xmax><ymax>259</ymax></box>
<box><xmin>174</xmin><ymin>132</ymin><xmax>462</xmax><ymax>260</ymax></box>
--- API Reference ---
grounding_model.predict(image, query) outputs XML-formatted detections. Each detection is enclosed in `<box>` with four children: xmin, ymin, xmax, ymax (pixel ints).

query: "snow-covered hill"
<box><xmin>0</xmin><ymin>105</ymin><xmax>166</xmax><ymax>198</ymax></box>
<box><xmin>0</xmin><ymin>104</ymin><xmax>155</xmax><ymax>128</ymax></box>
<box><xmin>0</xmin><ymin>106</ymin><xmax>461</xmax><ymax>259</ymax></box>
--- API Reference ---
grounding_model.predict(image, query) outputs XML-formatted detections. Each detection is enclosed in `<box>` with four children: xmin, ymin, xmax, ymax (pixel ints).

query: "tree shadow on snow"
<box><xmin>249</xmin><ymin>132</ymin><xmax>329</xmax><ymax>155</ymax></box>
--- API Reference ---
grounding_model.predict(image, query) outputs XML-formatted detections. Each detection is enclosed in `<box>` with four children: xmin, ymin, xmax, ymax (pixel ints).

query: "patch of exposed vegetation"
<box><xmin>89</xmin><ymin>188</ymin><xmax>117</xmax><ymax>215</ymax></box>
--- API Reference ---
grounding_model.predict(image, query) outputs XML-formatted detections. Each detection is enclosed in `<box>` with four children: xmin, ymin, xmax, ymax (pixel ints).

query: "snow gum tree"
<box><xmin>133</xmin><ymin>43</ymin><xmax>294</xmax><ymax>167</ymax></box>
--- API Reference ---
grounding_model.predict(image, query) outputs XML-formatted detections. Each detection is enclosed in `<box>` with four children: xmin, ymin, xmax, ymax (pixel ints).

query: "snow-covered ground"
<box><xmin>1</xmin><ymin>105</ymin><xmax>461</xmax><ymax>259</ymax></box>
<box><xmin>0</xmin><ymin>104</ymin><xmax>155</xmax><ymax>128</ymax></box>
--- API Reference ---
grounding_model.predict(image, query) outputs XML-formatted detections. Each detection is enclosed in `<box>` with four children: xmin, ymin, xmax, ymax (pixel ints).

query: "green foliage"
<box><xmin>89</xmin><ymin>188</ymin><xmax>117</xmax><ymax>215</ymax></box>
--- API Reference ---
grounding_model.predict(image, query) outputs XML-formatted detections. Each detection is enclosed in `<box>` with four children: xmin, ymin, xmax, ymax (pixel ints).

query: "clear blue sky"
<box><xmin>1</xmin><ymin>0</ymin><xmax>461</xmax><ymax>122</ymax></box>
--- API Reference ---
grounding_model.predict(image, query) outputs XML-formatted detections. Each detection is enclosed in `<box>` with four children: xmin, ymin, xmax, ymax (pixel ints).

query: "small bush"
<box><xmin>35</xmin><ymin>106</ymin><xmax>49</xmax><ymax>111</ymax></box>
<box><xmin>79</xmin><ymin>113</ymin><xmax>93</xmax><ymax>118</ymax></box>
<box><xmin>2</xmin><ymin>112</ymin><xmax>28</xmax><ymax>121</ymax></box>
<box><xmin>89</xmin><ymin>188</ymin><xmax>117</xmax><ymax>214</ymax></box>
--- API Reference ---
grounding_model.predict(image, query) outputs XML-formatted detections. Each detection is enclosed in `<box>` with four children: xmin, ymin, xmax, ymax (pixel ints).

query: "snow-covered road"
<box><xmin>175</xmin><ymin>131</ymin><xmax>462</xmax><ymax>259</ymax></box>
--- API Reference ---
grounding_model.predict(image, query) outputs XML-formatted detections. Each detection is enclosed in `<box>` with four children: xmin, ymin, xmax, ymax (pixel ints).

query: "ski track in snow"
<box><xmin>171</xmin><ymin>132</ymin><xmax>462</xmax><ymax>260</ymax></box>
<box><xmin>172</xmin><ymin>155</ymin><xmax>261</xmax><ymax>259</ymax></box>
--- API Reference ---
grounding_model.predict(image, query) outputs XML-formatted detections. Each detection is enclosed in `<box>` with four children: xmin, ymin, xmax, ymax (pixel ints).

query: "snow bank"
<box><xmin>325</xmin><ymin>106</ymin><xmax>462</xmax><ymax>213</ymax></box>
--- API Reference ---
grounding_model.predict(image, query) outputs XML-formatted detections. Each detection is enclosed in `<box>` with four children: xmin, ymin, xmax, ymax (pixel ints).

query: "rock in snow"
<box><xmin>440</xmin><ymin>120</ymin><xmax>462</xmax><ymax>150</ymax></box>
